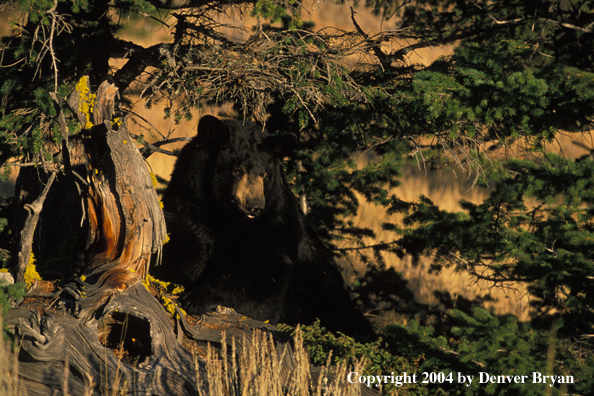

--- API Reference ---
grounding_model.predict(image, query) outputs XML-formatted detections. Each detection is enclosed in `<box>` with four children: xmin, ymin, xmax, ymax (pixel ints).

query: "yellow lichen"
<box><xmin>75</xmin><ymin>76</ymin><xmax>96</xmax><ymax>129</ymax></box>
<box><xmin>144</xmin><ymin>275</ymin><xmax>186</xmax><ymax>318</ymax></box>
<box><xmin>163</xmin><ymin>233</ymin><xmax>170</xmax><ymax>244</ymax></box>
<box><xmin>142</xmin><ymin>276</ymin><xmax>151</xmax><ymax>291</ymax></box>
<box><xmin>171</xmin><ymin>285</ymin><xmax>184</xmax><ymax>295</ymax></box>
<box><xmin>160</xmin><ymin>296</ymin><xmax>177</xmax><ymax>316</ymax></box>
<box><xmin>24</xmin><ymin>253</ymin><xmax>42</xmax><ymax>289</ymax></box>
<box><xmin>145</xmin><ymin>274</ymin><xmax>170</xmax><ymax>289</ymax></box>
<box><xmin>150</xmin><ymin>172</ymin><xmax>158</xmax><ymax>188</ymax></box>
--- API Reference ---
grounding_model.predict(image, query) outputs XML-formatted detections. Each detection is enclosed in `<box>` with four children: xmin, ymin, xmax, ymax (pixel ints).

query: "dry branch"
<box><xmin>15</xmin><ymin>171</ymin><xmax>56</xmax><ymax>284</ymax></box>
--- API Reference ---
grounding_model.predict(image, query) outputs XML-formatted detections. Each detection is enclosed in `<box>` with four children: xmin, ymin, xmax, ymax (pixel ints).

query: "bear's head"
<box><xmin>196</xmin><ymin>115</ymin><xmax>297</xmax><ymax>219</ymax></box>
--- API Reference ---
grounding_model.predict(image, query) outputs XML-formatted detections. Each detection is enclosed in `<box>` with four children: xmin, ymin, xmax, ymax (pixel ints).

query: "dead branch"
<box><xmin>16</xmin><ymin>171</ymin><xmax>57</xmax><ymax>284</ymax></box>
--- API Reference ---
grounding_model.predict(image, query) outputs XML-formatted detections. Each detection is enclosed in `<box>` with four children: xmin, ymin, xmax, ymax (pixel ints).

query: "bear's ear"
<box><xmin>196</xmin><ymin>115</ymin><xmax>229</xmax><ymax>145</ymax></box>
<box><xmin>263</xmin><ymin>134</ymin><xmax>298</xmax><ymax>158</ymax></box>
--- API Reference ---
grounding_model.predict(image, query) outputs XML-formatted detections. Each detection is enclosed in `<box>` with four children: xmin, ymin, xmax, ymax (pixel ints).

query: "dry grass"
<box><xmin>195</xmin><ymin>327</ymin><xmax>366</xmax><ymax>396</ymax></box>
<box><xmin>0</xmin><ymin>317</ymin><xmax>21</xmax><ymax>396</ymax></box>
<box><xmin>0</xmin><ymin>315</ymin><xmax>366</xmax><ymax>396</ymax></box>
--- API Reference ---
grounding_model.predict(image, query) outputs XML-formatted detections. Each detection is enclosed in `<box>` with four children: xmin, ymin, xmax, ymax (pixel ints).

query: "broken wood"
<box><xmin>15</xmin><ymin>171</ymin><xmax>56</xmax><ymax>284</ymax></box>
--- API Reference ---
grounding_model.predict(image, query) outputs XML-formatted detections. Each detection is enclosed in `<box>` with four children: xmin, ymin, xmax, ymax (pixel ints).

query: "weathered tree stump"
<box><xmin>4</xmin><ymin>277</ymin><xmax>307</xmax><ymax>395</ymax></box>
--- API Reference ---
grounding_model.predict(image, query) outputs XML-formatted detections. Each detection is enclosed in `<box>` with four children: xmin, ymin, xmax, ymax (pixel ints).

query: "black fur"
<box><xmin>151</xmin><ymin>115</ymin><xmax>373</xmax><ymax>337</ymax></box>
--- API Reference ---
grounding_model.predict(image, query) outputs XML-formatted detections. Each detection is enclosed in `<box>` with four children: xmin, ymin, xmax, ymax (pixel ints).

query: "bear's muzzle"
<box><xmin>233</xmin><ymin>173</ymin><xmax>266</xmax><ymax>218</ymax></box>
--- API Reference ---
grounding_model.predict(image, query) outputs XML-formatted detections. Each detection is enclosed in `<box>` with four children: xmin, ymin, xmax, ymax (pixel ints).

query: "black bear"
<box><xmin>151</xmin><ymin>115</ymin><xmax>373</xmax><ymax>338</ymax></box>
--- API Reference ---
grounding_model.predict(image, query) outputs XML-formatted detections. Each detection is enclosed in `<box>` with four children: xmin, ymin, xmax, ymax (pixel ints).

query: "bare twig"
<box><xmin>333</xmin><ymin>240</ymin><xmax>399</xmax><ymax>252</ymax></box>
<box><xmin>49</xmin><ymin>92</ymin><xmax>72</xmax><ymax>177</ymax></box>
<box><xmin>48</xmin><ymin>0</ymin><xmax>59</xmax><ymax>93</ymax></box>
<box><xmin>350</xmin><ymin>7</ymin><xmax>395</xmax><ymax>68</ymax></box>
<box><xmin>132</xmin><ymin>134</ymin><xmax>192</xmax><ymax>158</ymax></box>
<box><xmin>539</xmin><ymin>17</ymin><xmax>593</xmax><ymax>33</ymax></box>
<box><xmin>126</xmin><ymin>110</ymin><xmax>171</xmax><ymax>140</ymax></box>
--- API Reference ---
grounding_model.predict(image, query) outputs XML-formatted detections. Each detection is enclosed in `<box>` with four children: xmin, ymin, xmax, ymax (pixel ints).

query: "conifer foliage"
<box><xmin>1</xmin><ymin>0</ymin><xmax>594</xmax><ymax>394</ymax></box>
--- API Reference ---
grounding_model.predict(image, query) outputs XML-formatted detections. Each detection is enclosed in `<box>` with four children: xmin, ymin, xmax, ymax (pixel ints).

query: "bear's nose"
<box><xmin>245</xmin><ymin>199</ymin><xmax>264</xmax><ymax>219</ymax></box>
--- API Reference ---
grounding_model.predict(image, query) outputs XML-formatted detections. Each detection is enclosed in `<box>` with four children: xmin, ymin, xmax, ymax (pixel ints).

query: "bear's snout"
<box><xmin>233</xmin><ymin>173</ymin><xmax>266</xmax><ymax>219</ymax></box>
<box><xmin>245</xmin><ymin>198</ymin><xmax>265</xmax><ymax>218</ymax></box>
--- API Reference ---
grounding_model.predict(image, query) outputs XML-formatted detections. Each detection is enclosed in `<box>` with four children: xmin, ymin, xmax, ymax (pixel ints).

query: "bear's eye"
<box><xmin>233</xmin><ymin>168</ymin><xmax>244</xmax><ymax>177</ymax></box>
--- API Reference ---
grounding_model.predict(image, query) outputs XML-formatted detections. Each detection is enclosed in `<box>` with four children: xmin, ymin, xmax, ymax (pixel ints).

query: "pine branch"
<box><xmin>393</xmin><ymin>19</ymin><xmax>528</xmax><ymax>59</ymax></box>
